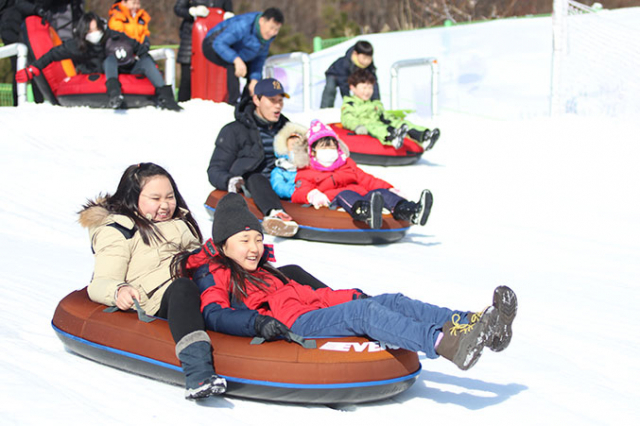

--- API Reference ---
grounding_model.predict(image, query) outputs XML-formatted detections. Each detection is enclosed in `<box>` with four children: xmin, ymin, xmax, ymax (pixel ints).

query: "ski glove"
<box><xmin>189</xmin><ymin>5</ymin><xmax>209</xmax><ymax>18</ymax></box>
<box><xmin>254</xmin><ymin>315</ymin><xmax>293</xmax><ymax>342</ymax></box>
<box><xmin>227</xmin><ymin>176</ymin><xmax>244</xmax><ymax>193</ymax></box>
<box><xmin>15</xmin><ymin>66</ymin><xmax>40</xmax><ymax>83</ymax></box>
<box><xmin>307</xmin><ymin>189</ymin><xmax>330</xmax><ymax>209</ymax></box>
<box><xmin>354</xmin><ymin>125</ymin><xmax>368</xmax><ymax>135</ymax></box>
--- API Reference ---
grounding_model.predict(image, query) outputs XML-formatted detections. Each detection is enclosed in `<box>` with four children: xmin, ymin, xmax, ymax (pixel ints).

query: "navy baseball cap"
<box><xmin>254</xmin><ymin>78</ymin><xmax>290</xmax><ymax>98</ymax></box>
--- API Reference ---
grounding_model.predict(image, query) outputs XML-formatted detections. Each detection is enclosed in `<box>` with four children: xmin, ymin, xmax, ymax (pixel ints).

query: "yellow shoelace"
<box><xmin>449</xmin><ymin>306</ymin><xmax>490</xmax><ymax>335</ymax></box>
<box><xmin>448</xmin><ymin>313</ymin><xmax>475</xmax><ymax>336</ymax></box>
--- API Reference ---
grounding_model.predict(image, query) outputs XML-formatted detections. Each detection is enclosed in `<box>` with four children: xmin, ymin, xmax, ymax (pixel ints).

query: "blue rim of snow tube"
<box><xmin>52</xmin><ymin>322</ymin><xmax>422</xmax><ymax>390</ymax></box>
<box><xmin>204</xmin><ymin>203</ymin><xmax>410</xmax><ymax>244</ymax></box>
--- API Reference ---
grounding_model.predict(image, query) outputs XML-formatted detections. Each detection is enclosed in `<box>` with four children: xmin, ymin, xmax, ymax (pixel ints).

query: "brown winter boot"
<box><xmin>436</xmin><ymin>307</ymin><xmax>498</xmax><ymax>370</ymax></box>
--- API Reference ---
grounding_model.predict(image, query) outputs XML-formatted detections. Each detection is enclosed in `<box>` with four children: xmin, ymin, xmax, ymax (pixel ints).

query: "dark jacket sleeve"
<box><xmin>193</xmin><ymin>264</ymin><xmax>259</xmax><ymax>336</ymax></box>
<box><xmin>372</xmin><ymin>80</ymin><xmax>380</xmax><ymax>101</ymax></box>
<box><xmin>207</xmin><ymin>122</ymin><xmax>241</xmax><ymax>189</ymax></box>
<box><xmin>174</xmin><ymin>0</ymin><xmax>193</xmax><ymax>21</ymax></box>
<box><xmin>15</xmin><ymin>0</ymin><xmax>40</xmax><ymax>16</ymax></box>
<box><xmin>219</xmin><ymin>0</ymin><xmax>233</xmax><ymax>12</ymax></box>
<box><xmin>31</xmin><ymin>39</ymin><xmax>74</xmax><ymax>70</ymax></box>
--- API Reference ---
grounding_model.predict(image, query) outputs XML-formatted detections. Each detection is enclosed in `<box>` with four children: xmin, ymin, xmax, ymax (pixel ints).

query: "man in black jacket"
<box><xmin>207</xmin><ymin>78</ymin><xmax>299</xmax><ymax>237</ymax></box>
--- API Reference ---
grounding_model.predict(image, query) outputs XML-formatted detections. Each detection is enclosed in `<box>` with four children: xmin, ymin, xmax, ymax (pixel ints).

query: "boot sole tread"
<box><xmin>490</xmin><ymin>286</ymin><xmax>517</xmax><ymax>352</ymax></box>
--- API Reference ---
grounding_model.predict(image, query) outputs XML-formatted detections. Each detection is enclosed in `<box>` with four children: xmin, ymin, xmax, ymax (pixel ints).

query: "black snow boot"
<box><xmin>105</xmin><ymin>78</ymin><xmax>124</xmax><ymax>109</ymax></box>
<box><xmin>407</xmin><ymin>128</ymin><xmax>441</xmax><ymax>151</ymax></box>
<box><xmin>156</xmin><ymin>85</ymin><xmax>182</xmax><ymax>111</ymax></box>
<box><xmin>351</xmin><ymin>191</ymin><xmax>383</xmax><ymax>229</ymax></box>
<box><xmin>422</xmin><ymin>128</ymin><xmax>440</xmax><ymax>151</ymax></box>
<box><xmin>392</xmin><ymin>189</ymin><xmax>433</xmax><ymax>226</ymax></box>
<box><xmin>385</xmin><ymin>124</ymin><xmax>409</xmax><ymax>149</ymax></box>
<box><xmin>176</xmin><ymin>331</ymin><xmax>227</xmax><ymax>400</ymax></box>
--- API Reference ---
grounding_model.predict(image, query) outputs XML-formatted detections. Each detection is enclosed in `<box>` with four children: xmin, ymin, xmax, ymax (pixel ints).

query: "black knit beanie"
<box><xmin>212</xmin><ymin>193</ymin><xmax>263</xmax><ymax>245</ymax></box>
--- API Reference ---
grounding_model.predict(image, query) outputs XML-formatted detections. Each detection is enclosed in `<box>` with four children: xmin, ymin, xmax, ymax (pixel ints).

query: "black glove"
<box><xmin>36</xmin><ymin>8</ymin><xmax>49</xmax><ymax>25</ymax></box>
<box><xmin>254</xmin><ymin>315</ymin><xmax>292</xmax><ymax>342</ymax></box>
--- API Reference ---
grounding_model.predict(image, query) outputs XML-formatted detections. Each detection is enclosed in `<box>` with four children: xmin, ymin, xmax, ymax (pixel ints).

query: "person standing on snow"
<box><xmin>201</xmin><ymin>6</ymin><xmax>283</xmax><ymax>105</ymax></box>
<box><xmin>173</xmin><ymin>0</ymin><xmax>234</xmax><ymax>102</ymax></box>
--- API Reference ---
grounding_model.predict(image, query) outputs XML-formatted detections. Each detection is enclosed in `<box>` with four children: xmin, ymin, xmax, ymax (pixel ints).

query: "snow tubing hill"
<box><xmin>330</xmin><ymin>123</ymin><xmax>424</xmax><ymax>166</ymax></box>
<box><xmin>23</xmin><ymin>16</ymin><xmax>156</xmax><ymax>108</ymax></box>
<box><xmin>191</xmin><ymin>8</ymin><xmax>228</xmax><ymax>102</ymax></box>
<box><xmin>52</xmin><ymin>288</ymin><xmax>421</xmax><ymax>404</ymax></box>
<box><xmin>205</xmin><ymin>190</ymin><xmax>411</xmax><ymax>245</ymax></box>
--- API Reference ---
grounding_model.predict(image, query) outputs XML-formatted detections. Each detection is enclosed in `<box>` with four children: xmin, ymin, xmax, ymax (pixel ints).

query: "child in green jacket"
<box><xmin>341</xmin><ymin>69</ymin><xmax>440</xmax><ymax>150</ymax></box>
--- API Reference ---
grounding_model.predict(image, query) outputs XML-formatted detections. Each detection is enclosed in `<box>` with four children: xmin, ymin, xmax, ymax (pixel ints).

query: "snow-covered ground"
<box><xmin>1</xmin><ymin>9</ymin><xmax>639</xmax><ymax>426</ymax></box>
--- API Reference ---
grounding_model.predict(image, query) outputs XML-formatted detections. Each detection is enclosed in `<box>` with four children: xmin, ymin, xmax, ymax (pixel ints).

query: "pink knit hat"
<box><xmin>307</xmin><ymin>120</ymin><xmax>339</xmax><ymax>146</ymax></box>
<box><xmin>307</xmin><ymin>120</ymin><xmax>347</xmax><ymax>172</ymax></box>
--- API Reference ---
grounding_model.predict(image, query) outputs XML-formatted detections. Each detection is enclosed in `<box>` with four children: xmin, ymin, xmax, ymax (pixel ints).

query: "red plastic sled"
<box><xmin>191</xmin><ymin>8</ymin><xmax>228</xmax><ymax>102</ymax></box>
<box><xmin>330</xmin><ymin>123</ymin><xmax>425</xmax><ymax>167</ymax></box>
<box><xmin>22</xmin><ymin>16</ymin><xmax>156</xmax><ymax>108</ymax></box>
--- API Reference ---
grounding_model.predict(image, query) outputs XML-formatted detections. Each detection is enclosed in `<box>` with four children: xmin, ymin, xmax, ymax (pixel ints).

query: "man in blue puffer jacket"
<box><xmin>202</xmin><ymin>7</ymin><xmax>283</xmax><ymax>105</ymax></box>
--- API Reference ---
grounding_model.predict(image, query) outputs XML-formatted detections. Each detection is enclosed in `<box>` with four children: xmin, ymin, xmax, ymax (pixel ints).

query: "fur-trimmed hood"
<box><xmin>273</xmin><ymin>122</ymin><xmax>311</xmax><ymax>169</ymax></box>
<box><xmin>78</xmin><ymin>197</ymin><xmax>122</xmax><ymax>230</ymax></box>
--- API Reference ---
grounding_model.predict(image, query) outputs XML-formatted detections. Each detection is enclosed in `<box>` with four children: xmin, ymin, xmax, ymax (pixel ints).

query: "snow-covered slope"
<box><xmin>1</xmin><ymin>10</ymin><xmax>639</xmax><ymax>426</ymax></box>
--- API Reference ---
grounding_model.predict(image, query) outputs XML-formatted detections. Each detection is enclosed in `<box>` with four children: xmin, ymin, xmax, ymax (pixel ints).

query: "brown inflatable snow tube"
<box><xmin>205</xmin><ymin>190</ymin><xmax>410</xmax><ymax>245</ymax></box>
<box><xmin>52</xmin><ymin>288</ymin><xmax>421</xmax><ymax>404</ymax></box>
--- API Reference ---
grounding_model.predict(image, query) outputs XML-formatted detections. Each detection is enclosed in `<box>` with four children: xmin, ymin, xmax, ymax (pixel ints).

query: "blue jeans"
<box><xmin>291</xmin><ymin>293</ymin><xmax>464</xmax><ymax>359</ymax></box>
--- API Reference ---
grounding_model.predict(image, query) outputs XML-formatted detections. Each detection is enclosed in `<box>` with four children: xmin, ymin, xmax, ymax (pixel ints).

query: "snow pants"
<box><xmin>291</xmin><ymin>293</ymin><xmax>465</xmax><ymax>359</ymax></box>
<box><xmin>333</xmin><ymin>188</ymin><xmax>404</xmax><ymax>216</ymax></box>
<box><xmin>364</xmin><ymin>114</ymin><xmax>426</xmax><ymax>146</ymax></box>
<box><xmin>103</xmin><ymin>54</ymin><xmax>165</xmax><ymax>88</ymax></box>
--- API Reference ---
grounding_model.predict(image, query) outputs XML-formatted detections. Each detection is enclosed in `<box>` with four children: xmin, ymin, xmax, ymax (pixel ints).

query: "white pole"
<box><xmin>0</xmin><ymin>43</ymin><xmax>30</xmax><ymax>106</ymax></box>
<box><xmin>264</xmin><ymin>52</ymin><xmax>312</xmax><ymax>113</ymax></box>
<box><xmin>390</xmin><ymin>57</ymin><xmax>439</xmax><ymax>118</ymax></box>
<box><xmin>550</xmin><ymin>0</ymin><xmax>569</xmax><ymax>116</ymax></box>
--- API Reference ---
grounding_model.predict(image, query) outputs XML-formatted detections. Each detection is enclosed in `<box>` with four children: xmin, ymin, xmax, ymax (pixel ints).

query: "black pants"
<box><xmin>178</xmin><ymin>63</ymin><xmax>191</xmax><ymax>102</ymax></box>
<box><xmin>156</xmin><ymin>278</ymin><xmax>205</xmax><ymax>343</ymax></box>
<box><xmin>245</xmin><ymin>173</ymin><xmax>284</xmax><ymax>217</ymax></box>
<box><xmin>202</xmin><ymin>34</ymin><xmax>251</xmax><ymax>106</ymax></box>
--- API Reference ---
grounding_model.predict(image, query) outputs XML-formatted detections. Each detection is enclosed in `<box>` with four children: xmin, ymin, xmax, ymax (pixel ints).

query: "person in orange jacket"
<box><xmin>108</xmin><ymin>0</ymin><xmax>150</xmax><ymax>46</ymax></box>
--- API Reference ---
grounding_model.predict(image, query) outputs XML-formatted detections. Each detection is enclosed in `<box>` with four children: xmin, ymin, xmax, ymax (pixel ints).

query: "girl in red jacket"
<box><xmin>184</xmin><ymin>193</ymin><xmax>518</xmax><ymax>371</ymax></box>
<box><xmin>291</xmin><ymin>120</ymin><xmax>433</xmax><ymax>229</ymax></box>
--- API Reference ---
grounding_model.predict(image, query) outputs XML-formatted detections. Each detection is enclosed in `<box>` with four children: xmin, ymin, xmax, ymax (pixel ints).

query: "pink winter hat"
<box><xmin>307</xmin><ymin>120</ymin><xmax>338</xmax><ymax>147</ymax></box>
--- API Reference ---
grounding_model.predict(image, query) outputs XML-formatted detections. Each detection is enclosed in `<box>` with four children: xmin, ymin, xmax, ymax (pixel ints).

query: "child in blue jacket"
<box><xmin>201</xmin><ymin>7</ymin><xmax>283</xmax><ymax>105</ymax></box>
<box><xmin>270</xmin><ymin>122</ymin><xmax>309</xmax><ymax>199</ymax></box>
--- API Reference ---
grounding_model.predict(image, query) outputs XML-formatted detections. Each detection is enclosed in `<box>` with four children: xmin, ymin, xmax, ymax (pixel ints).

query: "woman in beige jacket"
<box><xmin>78</xmin><ymin>162</ymin><xmax>226</xmax><ymax>400</ymax></box>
